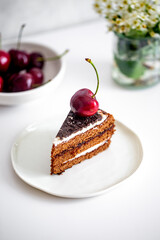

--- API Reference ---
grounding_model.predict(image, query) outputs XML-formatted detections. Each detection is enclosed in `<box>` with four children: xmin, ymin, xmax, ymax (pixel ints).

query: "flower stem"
<box><xmin>85</xmin><ymin>58</ymin><xmax>99</xmax><ymax>98</ymax></box>
<box><xmin>37</xmin><ymin>49</ymin><xmax>69</xmax><ymax>62</ymax></box>
<box><xmin>17</xmin><ymin>24</ymin><xmax>26</xmax><ymax>50</ymax></box>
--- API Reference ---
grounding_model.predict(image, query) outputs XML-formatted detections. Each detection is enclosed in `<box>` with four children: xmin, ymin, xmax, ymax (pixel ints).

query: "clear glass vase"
<box><xmin>112</xmin><ymin>33</ymin><xmax>160</xmax><ymax>88</ymax></box>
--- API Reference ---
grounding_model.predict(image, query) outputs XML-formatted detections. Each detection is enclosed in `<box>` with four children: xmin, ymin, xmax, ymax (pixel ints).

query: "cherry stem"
<box><xmin>85</xmin><ymin>58</ymin><xmax>99</xmax><ymax>98</ymax></box>
<box><xmin>17</xmin><ymin>24</ymin><xmax>26</xmax><ymax>50</ymax></box>
<box><xmin>37</xmin><ymin>49</ymin><xmax>69</xmax><ymax>62</ymax></box>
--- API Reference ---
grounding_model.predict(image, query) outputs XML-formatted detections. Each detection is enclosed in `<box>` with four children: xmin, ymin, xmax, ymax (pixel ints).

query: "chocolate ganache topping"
<box><xmin>56</xmin><ymin>110</ymin><xmax>102</xmax><ymax>139</ymax></box>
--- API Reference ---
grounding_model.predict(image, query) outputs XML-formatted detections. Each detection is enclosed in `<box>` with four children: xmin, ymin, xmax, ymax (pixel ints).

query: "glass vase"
<box><xmin>112</xmin><ymin>33</ymin><xmax>160</xmax><ymax>88</ymax></box>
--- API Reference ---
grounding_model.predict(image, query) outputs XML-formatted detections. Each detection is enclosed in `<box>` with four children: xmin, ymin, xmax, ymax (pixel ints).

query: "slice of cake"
<box><xmin>50</xmin><ymin>58</ymin><xmax>115</xmax><ymax>174</ymax></box>
<box><xmin>50</xmin><ymin>109</ymin><xmax>115</xmax><ymax>174</ymax></box>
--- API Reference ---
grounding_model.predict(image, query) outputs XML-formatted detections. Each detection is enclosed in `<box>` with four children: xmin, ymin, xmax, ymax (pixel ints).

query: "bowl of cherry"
<box><xmin>0</xmin><ymin>41</ymin><xmax>67</xmax><ymax>105</ymax></box>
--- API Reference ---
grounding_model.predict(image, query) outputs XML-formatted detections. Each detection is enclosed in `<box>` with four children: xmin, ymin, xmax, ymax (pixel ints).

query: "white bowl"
<box><xmin>0</xmin><ymin>42</ymin><xmax>65</xmax><ymax>105</ymax></box>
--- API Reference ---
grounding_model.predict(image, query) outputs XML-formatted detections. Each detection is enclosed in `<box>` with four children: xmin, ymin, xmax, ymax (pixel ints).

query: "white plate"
<box><xmin>11</xmin><ymin>117</ymin><xmax>143</xmax><ymax>198</ymax></box>
<box><xmin>0</xmin><ymin>42</ymin><xmax>65</xmax><ymax>105</ymax></box>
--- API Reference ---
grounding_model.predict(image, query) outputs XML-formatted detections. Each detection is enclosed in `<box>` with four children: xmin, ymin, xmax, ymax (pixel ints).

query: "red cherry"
<box><xmin>70</xmin><ymin>88</ymin><xmax>99</xmax><ymax>117</ymax></box>
<box><xmin>29</xmin><ymin>52</ymin><xmax>44</xmax><ymax>69</ymax></box>
<box><xmin>0</xmin><ymin>50</ymin><xmax>11</xmax><ymax>72</ymax></box>
<box><xmin>28</xmin><ymin>67</ymin><xmax>44</xmax><ymax>85</ymax></box>
<box><xmin>8</xmin><ymin>24</ymin><xmax>29</xmax><ymax>71</ymax></box>
<box><xmin>9</xmin><ymin>49</ymin><xmax>30</xmax><ymax>71</ymax></box>
<box><xmin>7</xmin><ymin>73</ymin><xmax>18</xmax><ymax>88</ymax></box>
<box><xmin>70</xmin><ymin>58</ymin><xmax>100</xmax><ymax>117</ymax></box>
<box><xmin>28</xmin><ymin>49</ymin><xmax>69</xmax><ymax>69</ymax></box>
<box><xmin>0</xmin><ymin>76</ymin><xmax>4</xmax><ymax>92</ymax></box>
<box><xmin>8</xmin><ymin>72</ymin><xmax>33</xmax><ymax>92</ymax></box>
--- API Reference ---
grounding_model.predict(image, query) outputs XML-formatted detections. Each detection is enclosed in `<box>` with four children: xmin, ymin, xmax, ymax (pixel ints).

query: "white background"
<box><xmin>0</xmin><ymin>0</ymin><xmax>97</xmax><ymax>39</ymax></box>
<box><xmin>1</xmin><ymin>19</ymin><xmax>160</xmax><ymax>240</ymax></box>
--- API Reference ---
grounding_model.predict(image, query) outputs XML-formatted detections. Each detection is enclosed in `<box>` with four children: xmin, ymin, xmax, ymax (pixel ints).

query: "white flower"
<box><xmin>94</xmin><ymin>0</ymin><xmax>160</xmax><ymax>37</ymax></box>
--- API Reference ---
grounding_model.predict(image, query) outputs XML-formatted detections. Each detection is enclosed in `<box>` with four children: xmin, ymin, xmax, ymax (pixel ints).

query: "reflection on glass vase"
<box><xmin>112</xmin><ymin>33</ymin><xmax>160</xmax><ymax>88</ymax></box>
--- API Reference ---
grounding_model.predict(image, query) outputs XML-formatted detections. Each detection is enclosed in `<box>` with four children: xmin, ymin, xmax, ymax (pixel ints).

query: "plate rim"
<box><xmin>11</xmin><ymin>118</ymin><xmax>143</xmax><ymax>198</ymax></box>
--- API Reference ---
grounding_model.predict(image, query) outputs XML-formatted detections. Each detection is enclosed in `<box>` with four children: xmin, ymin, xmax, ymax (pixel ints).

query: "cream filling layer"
<box><xmin>53</xmin><ymin>111</ymin><xmax>107</xmax><ymax>146</ymax></box>
<box><xmin>63</xmin><ymin>140</ymin><xmax>108</xmax><ymax>164</ymax></box>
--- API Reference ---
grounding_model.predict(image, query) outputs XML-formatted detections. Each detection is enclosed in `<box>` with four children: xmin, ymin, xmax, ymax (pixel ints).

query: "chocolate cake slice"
<box><xmin>50</xmin><ymin>109</ymin><xmax>115</xmax><ymax>174</ymax></box>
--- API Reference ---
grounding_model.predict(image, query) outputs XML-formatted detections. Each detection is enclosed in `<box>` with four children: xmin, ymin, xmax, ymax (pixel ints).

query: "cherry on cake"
<box><xmin>50</xmin><ymin>58</ymin><xmax>115</xmax><ymax>174</ymax></box>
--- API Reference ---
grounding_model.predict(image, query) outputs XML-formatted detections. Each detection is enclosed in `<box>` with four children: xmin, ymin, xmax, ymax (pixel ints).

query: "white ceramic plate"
<box><xmin>0</xmin><ymin>42</ymin><xmax>65</xmax><ymax>105</ymax></box>
<box><xmin>11</xmin><ymin>117</ymin><xmax>143</xmax><ymax>198</ymax></box>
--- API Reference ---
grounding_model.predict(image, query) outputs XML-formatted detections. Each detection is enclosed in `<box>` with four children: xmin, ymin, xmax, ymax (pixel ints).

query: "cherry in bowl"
<box><xmin>0</xmin><ymin>76</ymin><xmax>4</xmax><ymax>92</ymax></box>
<box><xmin>9</xmin><ymin>49</ymin><xmax>30</xmax><ymax>71</ymax></box>
<box><xmin>0</xmin><ymin>50</ymin><xmax>11</xmax><ymax>72</ymax></box>
<box><xmin>8</xmin><ymin>72</ymin><xmax>33</xmax><ymax>92</ymax></box>
<box><xmin>0</xmin><ymin>42</ymin><xmax>64</xmax><ymax>105</ymax></box>
<box><xmin>28</xmin><ymin>67</ymin><xmax>44</xmax><ymax>85</ymax></box>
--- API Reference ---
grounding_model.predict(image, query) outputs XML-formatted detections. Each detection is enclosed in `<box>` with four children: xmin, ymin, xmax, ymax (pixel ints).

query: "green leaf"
<box><xmin>125</xmin><ymin>29</ymin><xmax>148</xmax><ymax>38</ymax></box>
<box><xmin>114</xmin><ymin>55</ymin><xmax>145</xmax><ymax>79</ymax></box>
<box><xmin>153</xmin><ymin>21</ymin><xmax>160</xmax><ymax>34</ymax></box>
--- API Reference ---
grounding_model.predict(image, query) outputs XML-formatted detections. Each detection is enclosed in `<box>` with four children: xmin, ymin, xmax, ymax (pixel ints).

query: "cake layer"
<box><xmin>55</xmin><ymin>109</ymin><xmax>103</xmax><ymax>140</ymax></box>
<box><xmin>51</xmin><ymin>110</ymin><xmax>114</xmax><ymax>156</ymax></box>
<box><xmin>50</xmin><ymin>109</ymin><xmax>115</xmax><ymax>175</ymax></box>
<box><xmin>51</xmin><ymin>140</ymin><xmax>111</xmax><ymax>174</ymax></box>
<box><xmin>51</xmin><ymin>124</ymin><xmax>114</xmax><ymax>167</ymax></box>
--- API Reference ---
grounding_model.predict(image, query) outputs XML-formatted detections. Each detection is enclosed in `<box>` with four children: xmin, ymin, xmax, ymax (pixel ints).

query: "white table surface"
<box><xmin>1</xmin><ymin>19</ymin><xmax>160</xmax><ymax>240</ymax></box>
